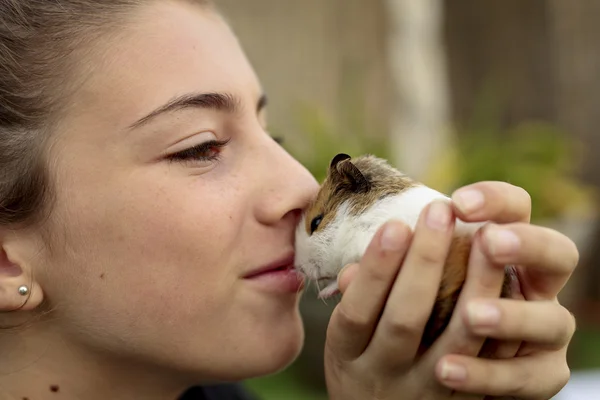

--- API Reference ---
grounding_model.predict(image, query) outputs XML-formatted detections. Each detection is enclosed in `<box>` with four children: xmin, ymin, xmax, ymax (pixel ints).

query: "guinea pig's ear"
<box><xmin>330</xmin><ymin>153</ymin><xmax>352</xmax><ymax>171</ymax></box>
<box><xmin>336</xmin><ymin>159</ymin><xmax>371</xmax><ymax>194</ymax></box>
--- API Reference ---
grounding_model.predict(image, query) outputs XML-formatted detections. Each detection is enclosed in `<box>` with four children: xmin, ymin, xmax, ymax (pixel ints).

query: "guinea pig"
<box><xmin>294</xmin><ymin>153</ymin><xmax>516</xmax><ymax>349</ymax></box>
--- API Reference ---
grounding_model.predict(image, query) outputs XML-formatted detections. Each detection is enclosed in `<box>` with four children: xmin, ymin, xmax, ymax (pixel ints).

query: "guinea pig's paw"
<box><xmin>317</xmin><ymin>279</ymin><xmax>340</xmax><ymax>299</ymax></box>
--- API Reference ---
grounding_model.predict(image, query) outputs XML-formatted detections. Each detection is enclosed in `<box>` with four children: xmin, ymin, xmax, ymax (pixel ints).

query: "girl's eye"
<box><xmin>166</xmin><ymin>139</ymin><xmax>230</xmax><ymax>163</ymax></box>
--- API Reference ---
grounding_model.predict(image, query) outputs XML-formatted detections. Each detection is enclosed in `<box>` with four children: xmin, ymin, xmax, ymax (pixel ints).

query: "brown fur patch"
<box><xmin>304</xmin><ymin>154</ymin><xmax>418</xmax><ymax>235</ymax></box>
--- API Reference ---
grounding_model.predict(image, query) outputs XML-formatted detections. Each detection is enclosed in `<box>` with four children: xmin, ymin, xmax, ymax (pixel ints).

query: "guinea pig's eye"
<box><xmin>310</xmin><ymin>214</ymin><xmax>323</xmax><ymax>235</ymax></box>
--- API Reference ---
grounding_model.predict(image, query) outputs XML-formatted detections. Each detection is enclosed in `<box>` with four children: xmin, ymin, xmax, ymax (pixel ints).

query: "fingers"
<box><xmin>435</xmin><ymin>351</ymin><xmax>570</xmax><ymax>399</ymax></box>
<box><xmin>461</xmin><ymin>299</ymin><xmax>576</xmax><ymax>350</ymax></box>
<box><xmin>337</xmin><ymin>263</ymin><xmax>358</xmax><ymax>293</ymax></box>
<box><xmin>425</xmin><ymin>230</ymin><xmax>506</xmax><ymax>362</ymax></box>
<box><xmin>479</xmin><ymin>223</ymin><xmax>579</xmax><ymax>300</ymax></box>
<box><xmin>484</xmin><ymin>339</ymin><xmax>522</xmax><ymax>360</ymax></box>
<box><xmin>451</xmin><ymin>181</ymin><xmax>532</xmax><ymax>224</ymax></box>
<box><xmin>482</xmin><ymin>284</ymin><xmax>524</xmax><ymax>360</ymax></box>
<box><xmin>327</xmin><ymin>220</ymin><xmax>412</xmax><ymax>360</ymax></box>
<box><xmin>365</xmin><ymin>200</ymin><xmax>455</xmax><ymax>368</ymax></box>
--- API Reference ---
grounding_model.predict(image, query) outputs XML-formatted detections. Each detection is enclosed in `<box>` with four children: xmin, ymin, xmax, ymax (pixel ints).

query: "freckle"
<box><xmin>100</xmin><ymin>273</ymin><xmax>105</xmax><ymax>279</ymax></box>
<box><xmin>50</xmin><ymin>384</ymin><xmax>59</xmax><ymax>392</ymax></box>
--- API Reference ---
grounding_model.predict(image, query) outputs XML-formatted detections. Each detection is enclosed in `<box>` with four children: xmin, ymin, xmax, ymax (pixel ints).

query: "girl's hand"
<box><xmin>324</xmin><ymin>182</ymin><xmax>577</xmax><ymax>400</ymax></box>
<box><xmin>435</xmin><ymin>182</ymin><xmax>578</xmax><ymax>399</ymax></box>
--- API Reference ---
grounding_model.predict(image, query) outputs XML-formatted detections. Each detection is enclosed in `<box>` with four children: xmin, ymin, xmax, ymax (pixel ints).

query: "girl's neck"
<box><xmin>0</xmin><ymin>324</ymin><xmax>192</xmax><ymax>400</ymax></box>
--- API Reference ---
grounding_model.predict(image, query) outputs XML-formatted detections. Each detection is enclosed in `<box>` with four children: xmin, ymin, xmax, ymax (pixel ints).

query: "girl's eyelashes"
<box><xmin>166</xmin><ymin>138</ymin><xmax>231</xmax><ymax>163</ymax></box>
<box><xmin>164</xmin><ymin>134</ymin><xmax>281</xmax><ymax>165</ymax></box>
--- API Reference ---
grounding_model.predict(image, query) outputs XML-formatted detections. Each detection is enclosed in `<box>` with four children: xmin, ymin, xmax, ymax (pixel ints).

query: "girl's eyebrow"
<box><xmin>128</xmin><ymin>91</ymin><xmax>260</xmax><ymax>130</ymax></box>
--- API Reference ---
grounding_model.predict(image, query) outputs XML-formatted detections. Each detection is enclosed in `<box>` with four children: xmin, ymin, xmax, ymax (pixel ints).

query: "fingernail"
<box><xmin>467</xmin><ymin>302</ymin><xmax>501</xmax><ymax>326</ymax></box>
<box><xmin>453</xmin><ymin>189</ymin><xmax>484</xmax><ymax>214</ymax></box>
<box><xmin>380</xmin><ymin>222</ymin><xmax>407</xmax><ymax>251</ymax></box>
<box><xmin>440</xmin><ymin>360</ymin><xmax>467</xmax><ymax>382</ymax></box>
<box><xmin>426</xmin><ymin>201</ymin><xmax>451</xmax><ymax>231</ymax></box>
<box><xmin>485</xmin><ymin>226</ymin><xmax>521</xmax><ymax>256</ymax></box>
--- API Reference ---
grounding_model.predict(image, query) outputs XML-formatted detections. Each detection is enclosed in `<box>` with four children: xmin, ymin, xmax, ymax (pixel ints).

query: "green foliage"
<box><xmin>244</xmin><ymin>364</ymin><xmax>328</xmax><ymax>400</ymax></box>
<box><xmin>569</xmin><ymin>328</ymin><xmax>600</xmax><ymax>370</ymax></box>
<box><xmin>276</xmin><ymin>87</ymin><xmax>596</xmax><ymax>223</ymax></box>
<box><xmin>424</xmin><ymin>90</ymin><xmax>597</xmax><ymax>222</ymax></box>
<box><xmin>281</xmin><ymin>102</ymin><xmax>391</xmax><ymax>183</ymax></box>
<box><xmin>284</xmin><ymin>96</ymin><xmax>595</xmax><ymax>222</ymax></box>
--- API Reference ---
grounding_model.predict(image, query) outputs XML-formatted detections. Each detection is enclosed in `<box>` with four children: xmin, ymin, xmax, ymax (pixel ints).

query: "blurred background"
<box><xmin>214</xmin><ymin>1</ymin><xmax>600</xmax><ymax>398</ymax></box>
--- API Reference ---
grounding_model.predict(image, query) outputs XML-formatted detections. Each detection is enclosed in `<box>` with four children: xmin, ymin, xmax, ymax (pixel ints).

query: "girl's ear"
<box><xmin>0</xmin><ymin>238</ymin><xmax>44</xmax><ymax>312</ymax></box>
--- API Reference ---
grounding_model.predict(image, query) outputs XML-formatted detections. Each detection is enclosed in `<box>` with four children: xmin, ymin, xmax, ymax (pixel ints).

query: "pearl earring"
<box><xmin>18</xmin><ymin>285</ymin><xmax>29</xmax><ymax>296</ymax></box>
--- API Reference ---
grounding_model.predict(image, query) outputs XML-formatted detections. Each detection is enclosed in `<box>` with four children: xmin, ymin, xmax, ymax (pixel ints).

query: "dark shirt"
<box><xmin>179</xmin><ymin>384</ymin><xmax>259</xmax><ymax>400</ymax></box>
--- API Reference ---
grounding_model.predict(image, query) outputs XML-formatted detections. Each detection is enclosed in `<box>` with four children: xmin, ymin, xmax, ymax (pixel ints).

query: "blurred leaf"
<box><xmin>279</xmin><ymin>81</ymin><xmax>596</xmax><ymax>222</ymax></box>
<box><xmin>284</xmin><ymin>101</ymin><xmax>390</xmax><ymax>183</ymax></box>
<box><xmin>424</xmin><ymin>116</ymin><xmax>597</xmax><ymax>221</ymax></box>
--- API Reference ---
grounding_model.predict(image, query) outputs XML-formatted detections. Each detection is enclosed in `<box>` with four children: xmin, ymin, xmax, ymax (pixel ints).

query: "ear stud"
<box><xmin>18</xmin><ymin>285</ymin><xmax>29</xmax><ymax>296</ymax></box>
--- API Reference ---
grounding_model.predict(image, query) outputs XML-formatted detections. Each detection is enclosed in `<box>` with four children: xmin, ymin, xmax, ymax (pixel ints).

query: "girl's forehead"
<box><xmin>61</xmin><ymin>2</ymin><xmax>261</xmax><ymax>136</ymax></box>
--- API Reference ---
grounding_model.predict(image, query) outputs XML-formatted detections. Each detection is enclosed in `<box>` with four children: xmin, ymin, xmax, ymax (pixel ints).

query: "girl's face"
<box><xmin>30</xmin><ymin>1</ymin><xmax>318</xmax><ymax>383</ymax></box>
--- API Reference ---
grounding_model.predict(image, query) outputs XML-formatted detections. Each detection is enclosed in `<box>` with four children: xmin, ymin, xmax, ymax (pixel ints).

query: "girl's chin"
<box><xmin>180</xmin><ymin>314</ymin><xmax>306</xmax><ymax>382</ymax></box>
<box><xmin>237</xmin><ymin>328</ymin><xmax>305</xmax><ymax>380</ymax></box>
<box><xmin>201</xmin><ymin>343</ymin><xmax>303</xmax><ymax>383</ymax></box>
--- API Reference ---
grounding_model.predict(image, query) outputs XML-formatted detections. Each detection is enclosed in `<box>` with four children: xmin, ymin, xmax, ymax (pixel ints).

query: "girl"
<box><xmin>0</xmin><ymin>1</ymin><xmax>578</xmax><ymax>399</ymax></box>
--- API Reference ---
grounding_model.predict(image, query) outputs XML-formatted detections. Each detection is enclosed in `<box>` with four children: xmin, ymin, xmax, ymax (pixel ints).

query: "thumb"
<box><xmin>337</xmin><ymin>263</ymin><xmax>359</xmax><ymax>294</ymax></box>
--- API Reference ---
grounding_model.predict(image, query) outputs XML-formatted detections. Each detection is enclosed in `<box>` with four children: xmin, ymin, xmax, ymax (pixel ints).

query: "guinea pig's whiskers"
<box><xmin>314</xmin><ymin>280</ymin><xmax>329</xmax><ymax>305</ymax></box>
<box><xmin>315</xmin><ymin>280</ymin><xmax>323</xmax><ymax>303</ymax></box>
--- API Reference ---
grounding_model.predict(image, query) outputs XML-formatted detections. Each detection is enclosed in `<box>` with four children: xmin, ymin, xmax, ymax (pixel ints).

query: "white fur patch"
<box><xmin>294</xmin><ymin>185</ymin><xmax>482</xmax><ymax>297</ymax></box>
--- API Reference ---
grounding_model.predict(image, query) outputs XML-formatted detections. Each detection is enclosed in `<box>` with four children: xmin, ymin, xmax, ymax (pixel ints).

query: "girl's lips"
<box><xmin>243</xmin><ymin>252</ymin><xmax>296</xmax><ymax>279</ymax></box>
<box><xmin>243</xmin><ymin>251</ymin><xmax>305</xmax><ymax>293</ymax></box>
<box><xmin>245</xmin><ymin>267</ymin><xmax>305</xmax><ymax>294</ymax></box>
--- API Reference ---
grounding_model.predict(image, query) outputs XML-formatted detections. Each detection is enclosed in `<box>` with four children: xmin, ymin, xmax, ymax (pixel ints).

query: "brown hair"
<box><xmin>0</xmin><ymin>0</ymin><xmax>211</xmax><ymax>229</ymax></box>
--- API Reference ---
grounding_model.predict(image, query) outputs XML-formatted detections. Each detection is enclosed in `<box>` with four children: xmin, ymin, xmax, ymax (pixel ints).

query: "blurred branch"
<box><xmin>384</xmin><ymin>0</ymin><xmax>451</xmax><ymax>179</ymax></box>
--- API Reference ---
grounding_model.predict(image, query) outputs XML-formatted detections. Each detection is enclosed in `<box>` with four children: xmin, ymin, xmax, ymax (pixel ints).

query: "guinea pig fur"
<box><xmin>294</xmin><ymin>153</ymin><xmax>516</xmax><ymax>349</ymax></box>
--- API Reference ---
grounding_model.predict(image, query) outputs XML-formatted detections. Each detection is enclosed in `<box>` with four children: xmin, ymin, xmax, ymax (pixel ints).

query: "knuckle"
<box><xmin>550</xmin><ymin>230</ymin><xmax>580</xmax><ymax>273</ymax></box>
<box><xmin>509</xmin><ymin>363</ymin><xmax>533</xmax><ymax>397</ymax></box>
<box><xmin>413</xmin><ymin>241</ymin><xmax>447</xmax><ymax>266</ymax></box>
<box><xmin>561</xmin><ymin>307</ymin><xmax>577</xmax><ymax>340</ymax></box>
<box><xmin>364</xmin><ymin>262</ymin><xmax>393</xmax><ymax>284</ymax></box>
<box><xmin>557</xmin><ymin>363</ymin><xmax>571</xmax><ymax>390</ymax></box>
<box><xmin>542</xmin><ymin>363</ymin><xmax>571</xmax><ymax>399</ymax></box>
<box><xmin>566</xmin><ymin>239</ymin><xmax>580</xmax><ymax>271</ymax></box>
<box><xmin>382</xmin><ymin>317</ymin><xmax>421</xmax><ymax>342</ymax></box>
<box><xmin>448</xmin><ymin>336</ymin><xmax>477</xmax><ymax>356</ymax></box>
<box><xmin>335</xmin><ymin>303</ymin><xmax>371</xmax><ymax>332</ymax></box>
<box><xmin>517</xmin><ymin>185</ymin><xmax>533</xmax><ymax>206</ymax></box>
<box><xmin>554</xmin><ymin>324</ymin><xmax>572</xmax><ymax>348</ymax></box>
<box><xmin>569</xmin><ymin>310</ymin><xmax>578</xmax><ymax>332</ymax></box>
<box><xmin>510</xmin><ymin>183</ymin><xmax>532</xmax><ymax>208</ymax></box>
<box><xmin>508</xmin><ymin>185</ymin><xmax>532</xmax><ymax>221</ymax></box>
<box><xmin>527</xmin><ymin>227</ymin><xmax>579</xmax><ymax>276</ymax></box>
<box><xmin>491</xmin><ymin>181</ymin><xmax>531</xmax><ymax>211</ymax></box>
